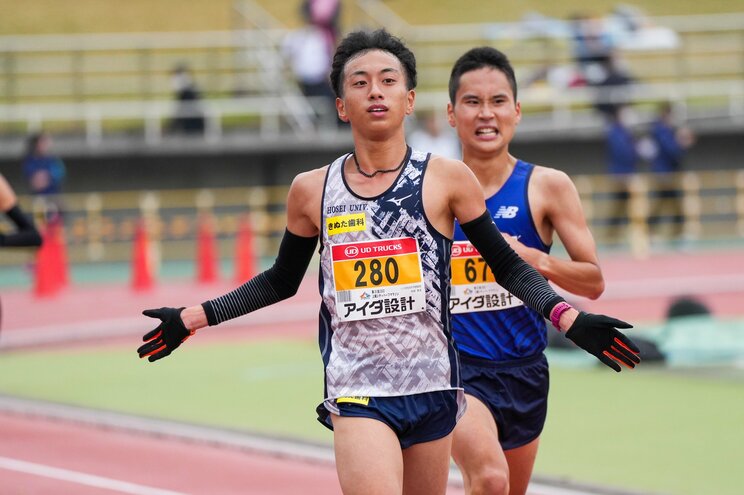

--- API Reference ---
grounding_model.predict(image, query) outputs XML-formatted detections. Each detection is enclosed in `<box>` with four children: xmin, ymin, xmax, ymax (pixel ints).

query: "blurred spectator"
<box><xmin>21</xmin><ymin>131</ymin><xmax>66</xmax><ymax>223</ymax></box>
<box><xmin>593</xmin><ymin>53</ymin><xmax>634</xmax><ymax>118</ymax></box>
<box><xmin>569</xmin><ymin>13</ymin><xmax>613</xmax><ymax>83</ymax></box>
<box><xmin>282</xmin><ymin>4</ymin><xmax>338</xmax><ymax>127</ymax></box>
<box><xmin>606</xmin><ymin>4</ymin><xmax>680</xmax><ymax>50</ymax></box>
<box><xmin>301</xmin><ymin>0</ymin><xmax>341</xmax><ymax>50</ymax></box>
<box><xmin>607</xmin><ymin>4</ymin><xmax>647</xmax><ymax>33</ymax></box>
<box><xmin>647</xmin><ymin>101</ymin><xmax>696</xmax><ymax>239</ymax></box>
<box><xmin>169</xmin><ymin>63</ymin><xmax>205</xmax><ymax>135</ymax></box>
<box><xmin>568</xmin><ymin>11</ymin><xmax>636</xmax><ymax>118</ymax></box>
<box><xmin>408</xmin><ymin>110</ymin><xmax>461</xmax><ymax>159</ymax></box>
<box><xmin>604</xmin><ymin>105</ymin><xmax>640</xmax><ymax>241</ymax></box>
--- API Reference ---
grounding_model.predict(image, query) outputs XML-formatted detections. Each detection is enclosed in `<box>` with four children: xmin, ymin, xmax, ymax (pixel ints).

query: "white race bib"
<box><xmin>330</xmin><ymin>237</ymin><xmax>426</xmax><ymax>322</ymax></box>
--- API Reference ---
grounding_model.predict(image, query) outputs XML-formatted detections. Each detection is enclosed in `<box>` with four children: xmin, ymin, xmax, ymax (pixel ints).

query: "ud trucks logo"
<box><xmin>344</xmin><ymin>246</ymin><xmax>359</xmax><ymax>258</ymax></box>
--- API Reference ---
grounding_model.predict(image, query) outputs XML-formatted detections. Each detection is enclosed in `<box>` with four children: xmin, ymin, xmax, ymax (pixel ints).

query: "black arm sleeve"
<box><xmin>0</xmin><ymin>204</ymin><xmax>42</xmax><ymax>247</ymax></box>
<box><xmin>460</xmin><ymin>210</ymin><xmax>564</xmax><ymax>319</ymax></box>
<box><xmin>201</xmin><ymin>229</ymin><xmax>318</xmax><ymax>326</ymax></box>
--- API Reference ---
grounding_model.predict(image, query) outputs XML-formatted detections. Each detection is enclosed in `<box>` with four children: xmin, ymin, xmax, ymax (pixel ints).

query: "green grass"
<box><xmin>0</xmin><ymin>339</ymin><xmax>332</xmax><ymax>443</ymax></box>
<box><xmin>538</xmin><ymin>365</ymin><xmax>744</xmax><ymax>495</ymax></box>
<box><xmin>0</xmin><ymin>340</ymin><xmax>742</xmax><ymax>494</ymax></box>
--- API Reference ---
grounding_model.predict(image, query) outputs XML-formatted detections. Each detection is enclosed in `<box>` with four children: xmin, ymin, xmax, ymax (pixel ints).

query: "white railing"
<box><xmin>1</xmin><ymin>12</ymin><xmax>742</xmax><ymax>102</ymax></box>
<box><xmin>1</xmin><ymin>79</ymin><xmax>741</xmax><ymax>144</ymax></box>
<box><xmin>0</xmin><ymin>29</ymin><xmax>288</xmax><ymax>101</ymax></box>
<box><xmin>0</xmin><ymin>8</ymin><xmax>741</xmax><ymax>142</ymax></box>
<box><xmin>355</xmin><ymin>3</ymin><xmax>744</xmax><ymax>88</ymax></box>
<box><xmin>0</xmin><ymin>94</ymin><xmax>337</xmax><ymax>145</ymax></box>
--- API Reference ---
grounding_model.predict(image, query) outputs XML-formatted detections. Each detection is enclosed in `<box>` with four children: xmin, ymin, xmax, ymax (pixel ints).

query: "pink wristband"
<box><xmin>550</xmin><ymin>302</ymin><xmax>573</xmax><ymax>330</ymax></box>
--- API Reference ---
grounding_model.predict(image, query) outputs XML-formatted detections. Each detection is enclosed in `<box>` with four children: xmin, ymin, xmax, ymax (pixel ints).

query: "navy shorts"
<box><xmin>317</xmin><ymin>390</ymin><xmax>460</xmax><ymax>449</ymax></box>
<box><xmin>459</xmin><ymin>352</ymin><xmax>549</xmax><ymax>450</ymax></box>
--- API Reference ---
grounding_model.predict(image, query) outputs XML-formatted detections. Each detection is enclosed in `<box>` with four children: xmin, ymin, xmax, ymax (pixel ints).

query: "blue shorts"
<box><xmin>317</xmin><ymin>390</ymin><xmax>460</xmax><ymax>449</ymax></box>
<box><xmin>459</xmin><ymin>352</ymin><xmax>549</xmax><ymax>450</ymax></box>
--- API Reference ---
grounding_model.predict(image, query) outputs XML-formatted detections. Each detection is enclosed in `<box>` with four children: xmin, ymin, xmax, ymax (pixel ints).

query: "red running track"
<box><xmin>0</xmin><ymin>411</ymin><xmax>469</xmax><ymax>495</ymax></box>
<box><xmin>577</xmin><ymin>249</ymin><xmax>744</xmax><ymax>323</ymax></box>
<box><xmin>0</xmin><ymin>412</ymin><xmax>345</xmax><ymax>495</ymax></box>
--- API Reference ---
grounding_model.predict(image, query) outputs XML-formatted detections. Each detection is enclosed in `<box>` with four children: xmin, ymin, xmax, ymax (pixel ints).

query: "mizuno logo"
<box><xmin>386</xmin><ymin>194</ymin><xmax>413</xmax><ymax>207</ymax></box>
<box><xmin>494</xmin><ymin>206</ymin><xmax>519</xmax><ymax>219</ymax></box>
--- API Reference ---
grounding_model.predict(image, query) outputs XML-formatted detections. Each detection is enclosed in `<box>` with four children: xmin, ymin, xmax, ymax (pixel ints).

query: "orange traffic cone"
<box><xmin>131</xmin><ymin>220</ymin><xmax>154</xmax><ymax>291</ymax></box>
<box><xmin>49</xmin><ymin>221</ymin><xmax>69</xmax><ymax>289</ymax></box>
<box><xmin>196</xmin><ymin>215</ymin><xmax>219</xmax><ymax>284</ymax></box>
<box><xmin>33</xmin><ymin>224</ymin><xmax>60</xmax><ymax>297</ymax></box>
<box><xmin>234</xmin><ymin>216</ymin><xmax>256</xmax><ymax>282</ymax></box>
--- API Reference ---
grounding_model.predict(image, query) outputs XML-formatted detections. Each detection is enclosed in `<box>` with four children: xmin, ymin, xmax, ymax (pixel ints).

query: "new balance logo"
<box><xmin>386</xmin><ymin>194</ymin><xmax>413</xmax><ymax>207</ymax></box>
<box><xmin>494</xmin><ymin>206</ymin><xmax>519</xmax><ymax>219</ymax></box>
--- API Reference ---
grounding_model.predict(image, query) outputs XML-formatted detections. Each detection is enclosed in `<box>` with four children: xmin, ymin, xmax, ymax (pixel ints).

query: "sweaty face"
<box><xmin>336</xmin><ymin>50</ymin><xmax>415</xmax><ymax>131</ymax></box>
<box><xmin>447</xmin><ymin>67</ymin><xmax>521</xmax><ymax>157</ymax></box>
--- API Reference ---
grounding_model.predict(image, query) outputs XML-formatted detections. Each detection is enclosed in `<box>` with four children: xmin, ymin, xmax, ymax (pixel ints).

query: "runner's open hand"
<box><xmin>565</xmin><ymin>312</ymin><xmax>641</xmax><ymax>372</ymax></box>
<box><xmin>137</xmin><ymin>307</ymin><xmax>193</xmax><ymax>362</ymax></box>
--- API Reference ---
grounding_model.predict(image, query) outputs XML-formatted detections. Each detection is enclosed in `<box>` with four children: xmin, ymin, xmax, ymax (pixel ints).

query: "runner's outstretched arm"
<box><xmin>0</xmin><ymin>174</ymin><xmax>42</xmax><ymax>248</ymax></box>
<box><xmin>0</xmin><ymin>204</ymin><xmax>42</xmax><ymax>247</ymax></box>
<box><xmin>138</xmin><ymin>172</ymin><xmax>321</xmax><ymax>362</ymax></box>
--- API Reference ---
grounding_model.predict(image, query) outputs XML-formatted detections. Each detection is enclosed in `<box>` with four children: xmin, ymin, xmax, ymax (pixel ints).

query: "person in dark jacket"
<box><xmin>648</xmin><ymin>102</ymin><xmax>695</xmax><ymax>239</ymax></box>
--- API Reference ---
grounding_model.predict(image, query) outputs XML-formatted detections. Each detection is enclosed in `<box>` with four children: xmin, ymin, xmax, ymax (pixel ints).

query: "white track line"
<box><xmin>0</xmin><ymin>396</ymin><xmax>651</xmax><ymax>495</ymax></box>
<box><xmin>0</xmin><ymin>302</ymin><xmax>320</xmax><ymax>349</ymax></box>
<box><xmin>0</xmin><ymin>456</ymin><xmax>189</xmax><ymax>495</ymax></box>
<box><xmin>599</xmin><ymin>273</ymin><xmax>744</xmax><ymax>300</ymax></box>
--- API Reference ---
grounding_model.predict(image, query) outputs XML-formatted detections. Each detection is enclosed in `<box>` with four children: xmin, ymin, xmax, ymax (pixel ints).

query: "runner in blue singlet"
<box><xmin>446</xmin><ymin>47</ymin><xmax>607</xmax><ymax>495</ymax></box>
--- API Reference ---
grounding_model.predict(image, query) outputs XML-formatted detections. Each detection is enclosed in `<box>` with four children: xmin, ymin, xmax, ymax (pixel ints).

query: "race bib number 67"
<box><xmin>331</xmin><ymin>237</ymin><xmax>426</xmax><ymax>322</ymax></box>
<box><xmin>450</xmin><ymin>241</ymin><xmax>523</xmax><ymax>314</ymax></box>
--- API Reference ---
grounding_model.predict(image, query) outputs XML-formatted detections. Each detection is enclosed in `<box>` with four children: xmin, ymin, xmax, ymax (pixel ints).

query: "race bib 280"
<box><xmin>330</xmin><ymin>237</ymin><xmax>426</xmax><ymax>322</ymax></box>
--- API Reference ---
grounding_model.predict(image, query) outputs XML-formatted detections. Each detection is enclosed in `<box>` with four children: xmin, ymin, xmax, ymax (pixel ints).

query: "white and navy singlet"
<box><xmin>318</xmin><ymin>147</ymin><xmax>464</xmax><ymax>416</ymax></box>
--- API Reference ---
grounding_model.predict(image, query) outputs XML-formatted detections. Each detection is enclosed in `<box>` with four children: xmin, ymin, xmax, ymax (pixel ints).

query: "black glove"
<box><xmin>565</xmin><ymin>312</ymin><xmax>641</xmax><ymax>372</ymax></box>
<box><xmin>137</xmin><ymin>307</ymin><xmax>193</xmax><ymax>362</ymax></box>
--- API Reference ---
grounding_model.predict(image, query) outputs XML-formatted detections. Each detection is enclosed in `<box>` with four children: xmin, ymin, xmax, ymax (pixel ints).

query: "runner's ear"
<box><xmin>336</xmin><ymin>98</ymin><xmax>349</xmax><ymax>122</ymax></box>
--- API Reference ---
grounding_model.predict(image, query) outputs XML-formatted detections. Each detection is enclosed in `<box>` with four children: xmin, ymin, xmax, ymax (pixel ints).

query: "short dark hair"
<box><xmin>448</xmin><ymin>47</ymin><xmax>517</xmax><ymax>104</ymax></box>
<box><xmin>25</xmin><ymin>131</ymin><xmax>45</xmax><ymax>158</ymax></box>
<box><xmin>329</xmin><ymin>29</ymin><xmax>417</xmax><ymax>98</ymax></box>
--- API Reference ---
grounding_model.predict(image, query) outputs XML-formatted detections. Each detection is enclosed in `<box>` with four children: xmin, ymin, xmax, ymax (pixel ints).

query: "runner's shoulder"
<box><xmin>291</xmin><ymin>166</ymin><xmax>329</xmax><ymax>191</ymax></box>
<box><xmin>529</xmin><ymin>164</ymin><xmax>575</xmax><ymax>195</ymax></box>
<box><xmin>427</xmin><ymin>155</ymin><xmax>474</xmax><ymax>181</ymax></box>
<box><xmin>288</xmin><ymin>166</ymin><xmax>329</xmax><ymax>207</ymax></box>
